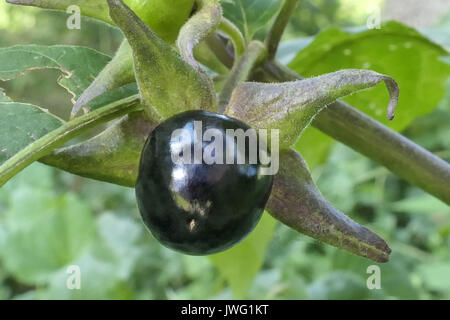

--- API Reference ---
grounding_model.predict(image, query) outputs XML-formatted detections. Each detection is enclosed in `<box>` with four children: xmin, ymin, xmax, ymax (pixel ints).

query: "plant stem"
<box><xmin>316</xmin><ymin>102</ymin><xmax>450</xmax><ymax>204</ymax></box>
<box><xmin>177</xmin><ymin>0</ymin><xmax>222</xmax><ymax>72</ymax></box>
<box><xmin>0</xmin><ymin>95</ymin><xmax>140</xmax><ymax>187</ymax></box>
<box><xmin>218</xmin><ymin>17</ymin><xmax>246</xmax><ymax>59</ymax></box>
<box><xmin>262</xmin><ymin>61</ymin><xmax>450</xmax><ymax>204</ymax></box>
<box><xmin>206</xmin><ymin>34</ymin><xmax>234</xmax><ymax>68</ymax></box>
<box><xmin>218</xmin><ymin>41</ymin><xmax>266</xmax><ymax>113</ymax></box>
<box><xmin>265</xmin><ymin>0</ymin><xmax>299</xmax><ymax>60</ymax></box>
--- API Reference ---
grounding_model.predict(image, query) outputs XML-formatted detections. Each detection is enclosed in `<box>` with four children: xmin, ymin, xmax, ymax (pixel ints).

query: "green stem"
<box><xmin>0</xmin><ymin>95</ymin><xmax>140</xmax><ymax>187</ymax></box>
<box><xmin>316</xmin><ymin>102</ymin><xmax>450</xmax><ymax>204</ymax></box>
<box><xmin>218</xmin><ymin>41</ymin><xmax>266</xmax><ymax>113</ymax></box>
<box><xmin>265</xmin><ymin>0</ymin><xmax>299</xmax><ymax>60</ymax></box>
<box><xmin>206</xmin><ymin>33</ymin><xmax>234</xmax><ymax>69</ymax></box>
<box><xmin>262</xmin><ymin>62</ymin><xmax>450</xmax><ymax>204</ymax></box>
<box><xmin>194</xmin><ymin>42</ymin><xmax>230</xmax><ymax>74</ymax></box>
<box><xmin>177</xmin><ymin>0</ymin><xmax>222</xmax><ymax>71</ymax></box>
<box><xmin>218</xmin><ymin>17</ymin><xmax>246</xmax><ymax>59</ymax></box>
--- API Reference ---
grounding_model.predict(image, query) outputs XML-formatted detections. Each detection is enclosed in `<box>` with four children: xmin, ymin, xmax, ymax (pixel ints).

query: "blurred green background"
<box><xmin>0</xmin><ymin>0</ymin><xmax>449</xmax><ymax>299</ymax></box>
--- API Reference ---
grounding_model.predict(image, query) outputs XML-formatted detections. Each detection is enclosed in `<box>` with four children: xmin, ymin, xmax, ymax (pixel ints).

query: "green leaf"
<box><xmin>43</xmin><ymin>251</ymin><xmax>132</xmax><ymax>299</ymax></box>
<box><xmin>95</xmin><ymin>213</ymin><xmax>143</xmax><ymax>279</ymax></box>
<box><xmin>418</xmin><ymin>263</ymin><xmax>450</xmax><ymax>292</ymax></box>
<box><xmin>293</xmin><ymin>126</ymin><xmax>334</xmax><ymax>167</ymax></box>
<box><xmin>276</xmin><ymin>38</ymin><xmax>314</xmax><ymax>65</ymax></box>
<box><xmin>391</xmin><ymin>194</ymin><xmax>450</xmax><ymax>215</ymax></box>
<box><xmin>289</xmin><ymin>21</ymin><xmax>450</xmax><ymax>131</ymax></box>
<box><xmin>0</xmin><ymin>88</ymin><xmax>12</xmax><ymax>102</ymax></box>
<box><xmin>0</xmin><ymin>102</ymin><xmax>64</xmax><ymax>165</ymax></box>
<box><xmin>0</xmin><ymin>45</ymin><xmax>111</xmax><ymax>102</ymax></box>
<box><xmin>307</xmin><ymin>271</ymin><xmax>370</xmax><ymax>300</ymax></box>
<box><xmin>71</xmin><ymin>40</ymin><xmax>134</xmax><ymax>117</ymax></box>
<box><xmin>0</xmin><ymin>186</ymin><xmax>95</xmax><ymax>284</ymax></box>
<box><xmin>0</xmin><ymin>96</ymin><xmax>140</xmax><ymax>187</ymax></box>
<box><xmin>209</xmin><ymin>213</ymin><xmax>277</xmax><ymax>299</ymax></box>
<box><xmin>331</xmin><ymin>250</ymin><xmax>418</xmax><ymax>299</ymax></box>
<box><xmin>221</xmin><ymin>0</ymin><xmax>283</xmax><ymax>41</ymax></box>
<box><xmin>6</xmin><ymin>0</ymin><xmax>112</xmax><ymax>24</ymax></box>
<box><xmin>0</xmin><ymin>162</ymin><xmax>54</xmax><ymax>199</ymax></box>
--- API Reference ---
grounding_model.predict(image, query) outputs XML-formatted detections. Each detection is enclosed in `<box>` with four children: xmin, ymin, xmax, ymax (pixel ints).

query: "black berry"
<box><xmin>135</xmin><ymin>110</ymin><xmax>273</xmax><ymax>255</ymax></box>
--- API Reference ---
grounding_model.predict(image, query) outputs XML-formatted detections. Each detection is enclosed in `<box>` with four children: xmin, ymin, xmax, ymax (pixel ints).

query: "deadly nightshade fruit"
<box><xmin>135</xmin><ymin>110</ymin><xmax>274</xmax><ymax>255</ymax></box>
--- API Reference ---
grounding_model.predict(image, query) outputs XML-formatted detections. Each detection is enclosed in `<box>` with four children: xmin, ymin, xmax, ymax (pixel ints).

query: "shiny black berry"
<box><xmin>135</xmin><ymin>110</ymin><xmax>273</xmax><ymax>255</ymax></box>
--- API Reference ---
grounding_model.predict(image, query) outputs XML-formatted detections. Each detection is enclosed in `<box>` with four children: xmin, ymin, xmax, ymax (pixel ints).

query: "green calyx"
<box><xmin>107</xmin><ymin>0</ymin><xmax>217</xmax><ymax>121</ymax></box>
<box><xmin>225</xmin><ymin>69</ymin><xmax>399</xmax><ymax>149</ymax></box>
<box><xmin>266</xmin><ymin>149</ymin><xmax>391</xmax><ymax>262</ymax></box>
<box><xmin>41</xmin><ymin>110</ymin><xmax>155</xmax><ymax>187</ymax></box>
<box><xmin>71</xmin><ymin>39</ymin><xmax>135</xmax><ymax>117</ymax></box>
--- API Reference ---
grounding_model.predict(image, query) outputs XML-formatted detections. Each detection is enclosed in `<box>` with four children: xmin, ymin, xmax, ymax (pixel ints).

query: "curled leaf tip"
<box><xmin>225</xmin><ymin>69</ymin><xmax>400</xmax><ymax>148</ymax></box>
<box><xmin>326</xmin><ymin>69</ymin><xmax>399</xmax><ymax>121</ymax></box>
<box><xmin>217</xmin><ymin>17</ymin><xmax>246</xmax><ymax>58</ymax></box>
<box><xmin>177</xmin><ymin>0</ymin><xmax>222</xmax><ymax>71</ymax></box>
<box><xmin>383</xmin><ymin>76</ymin><xmax>399</xmax><ymax>120</ymax></box>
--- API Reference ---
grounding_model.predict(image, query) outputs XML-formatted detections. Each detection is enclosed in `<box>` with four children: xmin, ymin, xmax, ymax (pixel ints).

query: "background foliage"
<box><xmin>0</xmin><ymin>0</ymin><xmax>449</xmax><ymax>299</ymax></box>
